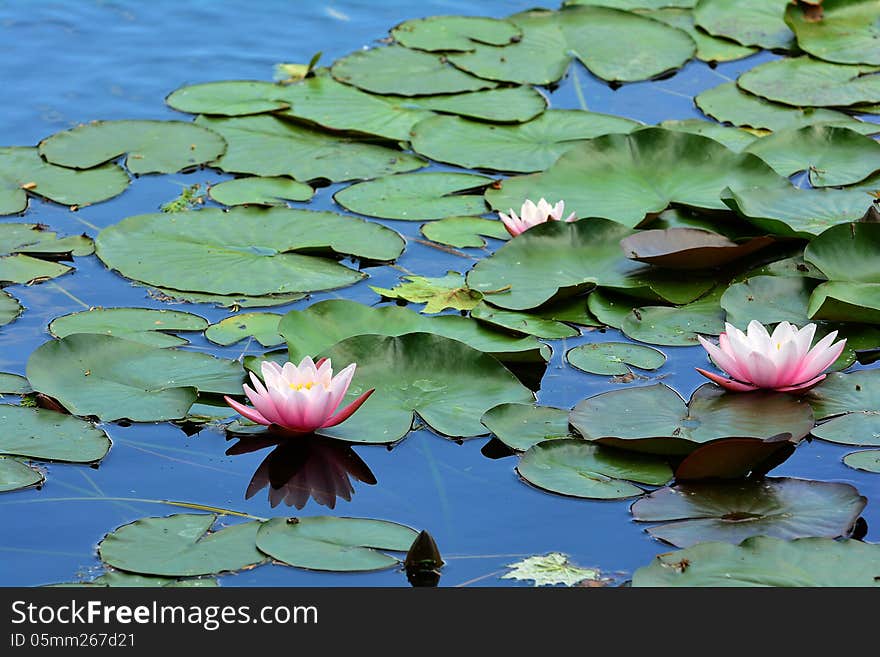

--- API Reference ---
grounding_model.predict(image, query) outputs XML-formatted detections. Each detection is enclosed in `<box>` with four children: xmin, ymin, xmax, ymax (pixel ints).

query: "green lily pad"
<box><xmin>144</xmin><ymin>286</ymin><xmax>305</xmax><ymax>309</ymax></box>
<box><xmin>0</xmin><ymin>405</ymin><xmax>110</xmax><ymax>463</ymax></box>
<box><xmin>39</xmin><ymin>120</ymin><xmax>226</xmax><ymax>175</ymax></box>
<box><xmin>501</xmin><ymin>552</ymin><xmax>603</xmax><ymax>588</ymax></box>
<box><xmin>587</xmin><ymin>290</ymin><xmax>641</xmax><ymax>329</ymax></box>
<box><xmin>205</xmin><ymin>313</ymin><xmax>283</xmax><ymax>347</ymax></box>
<box><xmin>566</xmin><ymin>0</ymin><xmax>697</xmax><ymax>7</ymax></box>
<box><xmin>277</xmin><ymin>299</ymin><xmax>548</xmax><ymax>364</ymax></box>
<box><xmin>567</xmin><ymin>342</ymin><xmax>666</xmax><ymax>375</ymax></box>
<box><xmin>569</xmin><ymin>383</ymin><xmax>815</xmax><ymax>455</ymax></box>
<box><xmin>0</xmin><ymin>146</ymin><xmax>129</xmax><ymax>215</ymax></box>
<box><xmin>255</xmin><ymin>516</ymin><xmax>418</xmax><ymax>572</ymax></box>
<box><xmin>0</xmin><ymin>457</ymin><xmax>43</xmax><ymax>492</ymax></box>
<box><xmin>315</xmin><ymin>333</ymin><xmax>534</xmax><ymax>443</ymax></box>
<box><xmin>331</xmin><ymin>45</ymin><xmax>496</xmax><ymax>96</ymax></box>
<box><xmin>0</xmin><ymin>373</ymin><xmax>31</xmax><ymax>394</ymax></box>
<box><xmin>96</xmin><ymin>207</ymin><xmax>403</xmax><ymax>297</ymax></box>
<box><xmin>421</xmin><ymin>217</ymin><xmax>510</xmax><ymax>248</ymax></box>
<box><xmin>391</xmin><ymin>15</ymin><xmax>521</xmax><ymax>52</ymax></box>
<box><xmin>0</xmin><ymin>223</ymin><xmax>94</xmax><ymax>257</ymax></box>
<box><xmin>49</xmin><ymin>308</ymin><xmax>209</xmax><ymax>348</ymax></box>
<box><xmin>26</xmin><ymin>334</ymin><xmax>244</xmax><ymax>422</ymax></box>
<box><xmin>480</xmin><ymin>403</ymin><xmax>572</xmax><ymax>451</ymax></box>
<box><xmin>804</xmin><ymin>222</ymin><xmax>880</xmax><ymax>283</ymax></box>
<box><xmin>631</xmin><ymin>477</ymin><xmax>866</xmax><ymax>547</ymax></box>
<box><xmin>693</xmin><ymin>0</ymin><xmax>794</xmax><ymax>50</ymax></box>
<box><xmin>99</xmin><ymin>514</ymin><xmax>266</xmax><ymax>577</ymax></box>
<box><xmin>642</xmin><ymin>8</ymin><xmax>756</xmax><ymax>63</ymax></box>
<box><xmin>56</xmin><ymin>571</ymin><xmax>219</xmax><ymax>588</ymax></box>
<box><xmin>334</xmin><ymin>172</ymin><xmax>493</xmax><ymax>220</ymax></box>
<box><xmin>632</xmin><ymin>536</ymin><xmax>880</xmax><ymax>587</ymax></box>
<box><xmin>738</xmin><ymin>57</ymin><xmax>880</xmax><ymax>108</ymax></box>
<box><xmin>808</xmin><ymin>281</ymin><xmax>880</xmax><ymax>324</ymax></box>
<box><xmin>722</xmin><ymin>185</ymin><xmax>875</xmax><ymax>237</ymax></box>
<box><xmin>785</xmin><ymin>0</ymin><xmax>880</xmax><ymax>66</ymax></box>
<box><xmin>517</xmin><ymin>439</ymin><xmax>673</xmax><ymax>500</ymax></box>
<box><xmin>194</xmin><ymin>115</ymin><xmax>425</xmax><ymax>183</ymax></box>
<box><xmin>484</xmin><ymin>128</ymin><xmax>785</xmax><ymax>228</ymax></box>
<box><xmin>721</xmin><ymin>275</ymin><xmax>814</xmax><ymax>328</ymax></box>
<box><xmin>410</xmin><ymin>111</ymin><xmax>639</xmax><ymax>174</ymax></box>
<box><xmin>0</xmin><ymin>290</ymin><xmax>23</xmax><ymax>327</ymax></box>
<box><xmin>843</xmin><ymin>449</ymin><xmax>880</xmax><ymax>473</ymax></box>
<box><xmin>812</xmin><ymin>412</ymin><xmax>880</xmax><ymax>446</ymax></box>
<box><xmin>371</xmin><ymin>272</ymin><xmax>482</xmax><ymax>314</ymax></box>
<box><xmin>470</xmin><ymin>302</ymin><xmax>582</xmax><ymax>339</ymax></box>
<box><xmin>620</xmin><ymin>289</ymin><xmax>726</xmax><ymax>346</ymax></box>
<box><xmin>208</xmin><ymin>176</ymin><xmax>313</xmax><ymax>206</ymax></box>
<box><xmin>694</xmin><ymin>82</ymin><xmax>878</xmax><ymax>133</ymax></box>
<box><xmin>404</xmin><ymin>86</ymin><xmax>547</xmax><ymax>124</ymax></box>
<box><xmin>743</xmin><ymin>124</ymin><xmax>880</xmax><ymax>187</ymax></box>
<box><xmin>807</xmin><ymin>370</ymin><xmax>880</xmax><ymax>419</ymax></box>
<box><xmin>166</xmin><ymin>80</ymin><xmax>289</xmax><ymax>116</ymax></box>
<box><xmin>657</xmin><ymin>119</ymin><xmax>758</xmax><ymax>152</ymax></box>
<box><xmin>0</xmin><ymin>254</ymin><xmax>70</xmax><ymax>285</ymax></box>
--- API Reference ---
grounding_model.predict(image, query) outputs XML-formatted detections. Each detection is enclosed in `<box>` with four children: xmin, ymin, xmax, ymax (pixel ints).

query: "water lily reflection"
<box><xmin>226</xmin><ymin>434</ymin><xmax>376</xmax><ymax>509</ymax></box>
<box><xmin>498</xmin><ymin>198</ymin><xmax>576</xmax><ymax>237</ymax></box>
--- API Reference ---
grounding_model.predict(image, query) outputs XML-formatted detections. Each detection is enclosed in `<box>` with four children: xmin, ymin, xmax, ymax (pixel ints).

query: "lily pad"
<box><xmin>484</xmin><ymin>128</ymin><xmax>786</xmax><ymax>228</ymax></box>
<box><xmin>26</xmin><ymin>334</ymin><xmax>244</xmax><ymax>422</ymax></box>
<box><xmin>39</xmin><ymin>120</ymin><xmax>226</xmax><ymax>175</ymax></box>
<box><xmin>812</xmin><ymin>412</ymin><xmax>880</xmax><ymax>446</ymax></box>
<box><xmin>205</xmin><ymin>313</ymin><xmax>283</xmax><ymax>347</ymax></box>
<box><xmin>316</xmin><ymin>333</ymin><xmax>534</xmax><ymax>443</ymax></box>
<box><xmin>569</xmin><ymin>383</ymin><xmax>814</xmax><ymax>455</ymax></box>
<box><xmin>0</xmin><ymin>223</ymin><xmax>94</xmax><ymax>258</ymax></box>
<box><xmin>480</xmin><ymin>403</ymin><xmax>572</xmax><ymax>451</ymax></box>
<box><xmin>56</xmin><ymin>571</ymin><xmax>219</xmax><ymax>588</ymax></box>
<box><xmin>96</xmin><ymin>207</ymin><xmax>404</xmax><ymax>297</ymax></box>
<box><xmin>421</xmin><ymin>217</ymin><xmax>510</xmax><ymax>248</ymax></box>
<box><xmin>721</xmin><ymin>275</ymin><xmax>814</xmax><ymax>328</ymax></box>
<box><xmin>843</xmin><ymin>449</ymin><xmax>880</xmax><ymax>473</ymax></box>
<box><xmin>0</xmin><ymin>373</ymin><xmax>31</xmax><ymax>394</ymax></box>
<box><xmin>785</xmin><ymin>0</ymin><xmax>880</xmax><ymax>66</ymax></box>
<box><xmin>807</xmin><ymin>281</ymin><xmax>880</xmax><ymax>324</ymax></box>
<box><xmin>99</xmin><ymin>514</ymin><xmax>266</xmax><ymax>577</ymax></box>
<box><xmin>587</xmin><ymin>290</ymin><xmax>641</xmax><ymax>329</ymax></box>
<box><xmin>738</xmin><ymin>57</ymin><xmax>880</xmax><ymax>108</ymax></box>
<box><xmin>620</xmin><ymin>289</ymin><xmax>726</xmax><ymax>346</ymax></box>
<box><xmin>391</xmin><ymin>15</ymin><xmax>521</xmax><ymax>52</ymax></box>
<box><xmin>632</xmin><ymin>536</ymin><xmax>880</xmax><ymax>586</ymax></box>
<box><xmin>693</xmin><ymin>0</ymin><xmax>794</xmax><ymax>50</ymax></box>
<box><xmin>631</xmin><ymin>477</ymin><xmax>866</xmax><ymax>547</ymax></box>
<box><xmin>566</xmin><ymin>0</ymin><xmax>697</xmax><ymax>7</ymax></box>
<box><xmin>657</xmin><ymin>119</ymin><xmax>758</xmax><ymax>152</ymax></box>
<box><xmin>49</xmin><ymin>308</ymin><xmax>209</xmax><ymax>348</ymax></box>
<box><xmin>642</xmin><ymin>8</ymin><xmax>757</xmax><ymax>63</ymax></box>
<box><xmin>0</xmin><ymin>146</ymin><xmax>129</xmax><ymax>215</ymax></box>
<box><xmin>470</xmin><ymin>302</ymin><xmax>583</xmax><ymax>339</ymax></box>
<box><xmin>517</xmin><ymin>439</ymin><xmax>673</xmax><ymax>500</ymax></box>
<box><xmin>410</xmin><ymin>111</ymin><xmax>639</xmax><ymax>174</ymax></box>
<box><xmin>0</xmin><ymin>290</ymin><xmax>22</xmax><ymax>327</ymax></box>
<box><xmin>0</xmin><ymin>457</ymin><xmax>43</xmax><ymax>493</ymax></box>
<box><xmin>255</xmin><ymin>516</ymin><xmax>418</xmax><ymax>572</ymax></box>
<box><xmin>567</xmin><ymin>342</ymin><xmax>666</xmax><ymax>376</ymax></box>
<box><xmin>145</xmin><ymin>286</ymin><xmax>305</xmax><ymax>309</ymax></box>
<box><xmin>501</xmin><ymin>552</ymin><xmax>602</xmax><ymax>588</ymax></box>
<box><xmin>804</xmin><ymin>222</ymin><xmax>880</xmax><ymax>283</ymax></box>
<box><xmin>0</xmin><ymin>255</ymin><xmax>70</xmax><ymax>285</ymax></box>
<box><xmin>208</xmin><ymin>176</ymin><xmax>313</xmax><ymax>206</ymax></box>
<box><xmin>0</xmin><ymin>405</ymin><xmax>110</xmax><ymax>463</ymax></box>
<box><xmin>674</xmin><ymin>433</ymin><xmax>798</xmax><ymax>480</ymax></box>
<box><xmin>620</xmin><ymin>228</ymin><xmax>773</xmax><ymax>269</ymax></box>
<box><xmin>694</xmin><ymin>82</ymin><xmax>878</xmax><ymax>133</ymax></box>
<box><xmin>194</xmin><ymin>115</ymin><xmax>425</xmax><ymax>183</ymax></box>
<box><xmin>334</xmin><ymin>172</ymin><xmax>493</xmax><ymax>220</ymax></box>
<box><xmin>331</xmin><ymin>45</ymin><xmax>496</xmax><ymax>96</ymax></box>
<box><xmin>743</xmin><ymin>124</ymin><xmax>880</xmax><ymax>187</ymax></box>
<box><xmin>371</xmin><ymin>272</ymin><xmax>482</xmax><ymax>314</ymax></box>
<box><xmin>277</xmin><ymin>299</ymin><xmax>548</xmax><ymax>364</ymax></box>
<box><xmin>807</xmin><ymin>370</ymin><xmax>880</xmax><ymax>419</ymax></box>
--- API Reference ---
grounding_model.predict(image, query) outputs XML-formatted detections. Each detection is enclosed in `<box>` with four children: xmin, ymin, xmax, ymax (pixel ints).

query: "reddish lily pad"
<box><xmin>620</xmin><ymin>228</ymin><xmax>774</xmax><ymax>270</ymax></box>
<box><xmin>674</xmin><ymin>433</ymin><xmax>798</xmax><ymax>481</ymax></box>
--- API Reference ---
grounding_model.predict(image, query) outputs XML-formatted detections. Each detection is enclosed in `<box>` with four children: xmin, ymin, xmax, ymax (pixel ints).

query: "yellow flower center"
<box><xmin>289</xmin><ymin>381</ymin><xmax>316</xmax><ymax>391</ymax></box>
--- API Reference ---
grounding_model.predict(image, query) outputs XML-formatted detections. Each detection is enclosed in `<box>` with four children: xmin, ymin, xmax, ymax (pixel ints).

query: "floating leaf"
<box><xmin>721</xmin><ymin>275</ymin><xmax>814</xmax><ymax>327</ymax></box>
<box><xmin>194</xmin><ymin>115</ymin><xmax>425</xmax><ymax>183</ymax></box>
<box><xmin>26</xmin><ymin>334</ymin><xmax>244</xmax><ymax>422</ymax></box>
<box><xmin>96</xmin><ymin>207</ymin><xmax>403</xmax><ymax>297</ymax></box>
<box><xmin>0</xmin><ymin>255</ymin><xmax>69</xmax><ymax>285</ymax></box>
<box><xmin>807</xmin><ymin>370</ymin><xmax>880</xmax><ymax>419</ymax></box>
<box><xmin>391</xmin><ymin>15</ymin><xmax>521</xmax><ymax>51</ymax></box>
<box><xmin>631</xmin><ymin>477</ymin><xmax>866</xmax><ymax>547</ymax></box>
<box><xmin>205</xmin><ymin>313</ymin><xmax>283</xmax><ymax>347</ymax></box>
<box><xmin>208</xmin><ymin>176</ymin><xmax>313</xmax><ymax>206</ymax></box>
<box><xmin>420</xmin><ymin>217</ymin><xmax>509</xmax><ymax>248</ymax></box>
<box><xmin>145</xmin><ymin>286</ymin><xmax>305</xmax><ymax>309</ymax></box>
<box><xmin>569</xmin><ymin>383</ymin><xmax>814</xmax><ymax>455</ymax></box>
<box><xmin>481</xmin><ymin>403</ymin><xmax>572</xmax><ymax>451</ymax></box>
<box><xmin>566</xmin><ymin>0</ymin><xmax>697</xmax><ymax>7</ymax></box>
<box><xmin>620</xmin><ymin>228</ymin><xmax>773</xmax><ymax>270</ymax></box>
<box><xmin>99</xmin><ymin>514</ymin><xmax>266</xmax><ymax>577</ymax></box>
<box><xmin>738</xmin><ymin>57</ymin><xmax>880</xmax><ymax>108</ymax></box>
<box><xmin>785</xmin><ymin>0</ymin><xmax>880</xmax><ymax>66</ymax></box>
<box><xmin>56</xmin><ymin>571</ymin><xmax>218</xmax><ymax>588</ymax></box>
<box><xmin>501</xmin><ymin>552</ymin><xmax>602</xmax><ymax>587</ymax></box>
<box><xmin>0</xmin><ymin>373</ymin><xmax>30</xmax><ymax>395</ymax></box>
<box><xmin>316</xmin><ymin>333</ymin><xmax>534</xmax><ymax>443</ymax></box>
<box><xmin>255</xmin><ymin>516</ymin><xmax>418</xmax><ymax>572</ymax></box>
<box><xmin>843</xmin><ymin>449</ymin><xmax>880</xmax><ymax>473</ymax></box>
<box><xmin>693</xmin><ymin>0</ymin><xmax>794</xmax><ymax>50</ymax></box>
<box><xmin>0</xmin><ymin>147</ymin><xmax>129</xmax><ymax>215</ymax></box>
<box><xmin>410</xmin><ymin>111</ymin><xmax>639</xmax><ymax>173</ymax></box>
<box><xmin>657</xmin><ymin>119</ymin><xmax>758</xmax><ymax>152</ymax></box>
<box><xmin>632</xmin><ymin>536</ymin><xmax>880</xmax><ymax>587</ymax></box>
<box><xmin>619</xmin><ymin>289</ymin><xmax>726</xmax><ymax>346</ymax></box>
<box><xmin>0</xmin><ymin>223</ymin><xmax>93</xmax><ymax>257</ymax></box>
<box><xmin>567</xmin><ymin>342</ymin><xmax>666</xmax><ymax>375</ymax></box>
<box><xmin>39</xmin><ymin>120</ymin><xmax>226</xmax><ymax>174</ymax></box>
<box><xmin>812</xmin><ymin>412</ymin><xmax>880</xmax><ymax>446</ymax></box>
<box><xmin>0</xmin><ymin>290</ymin><xmax>22</xmax><ymax>327</ymax></box>
<box><xmin>0</xmin><ymin>457</ymin><xmax>43</xmax><ymax>492</ymax></box>
<box><xmin>674</xmin><ymin>433</ymin><xmax>797</xmax><ymax>480</ymax></box>
<box><xmin>517</xmin><ymin>439</ymin><xmax>673</xmax><ymax>499</ymax></box>
<box><xmin>371</xmin><ymin>272</ymin><xmax>482</xmax><ymax>314</ymax></box>
<box><xmin>49</xmin><ymin>308</ymin><xmax>209</xmax><ymax>348</ymax></box>
<box><xmin>334</xmin><ymin>172</ymin><xmax>493</xmax><ymax>220</ymax></box>
<box><xmin>642</xmin><ymin>8</ymin><xmax>756</xmax><ymax>62</ymax></box>
<box><xmin>0</xmin><ymin>405</ymin><xmax>110</xmax><ymax>463</ymax></box>
<box><xmin>484</xmin><ymin>128</ymin><xmax>786</xmax><ymax>228</ymax></box>
<box><xmin>587</xmin><ymin>290</ymin><xmax>640</xmax><ymax>329</ymax></box>
<box><xmin>804</xmin><ymin>222</ymin><xmax>880</xmax><ymax>283</ymax></box>
<box><xmin>808</xmin><ymin>281</ymin><xmax>880</xmax><ymax>324</ymax></box>
<box><xmin>470</xmin><ymin>302</ymin><xmax>583</xmax><ymax>339</ymax></box>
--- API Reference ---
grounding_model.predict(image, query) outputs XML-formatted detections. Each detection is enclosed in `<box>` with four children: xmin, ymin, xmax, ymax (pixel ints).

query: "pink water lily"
<box><xmin>224</xmin><ymin>357</ymin><xmax>374</xmax><ymax>434</ymax></box>
<box><xmin>696</xmin><ymin>321</ymin><xmax>846</xmax><ymax>393</ymax></box>
<box><xmin>498</xmin><ymin>198</ymin><xmax>576</xmax><ymax>237</ymax></box>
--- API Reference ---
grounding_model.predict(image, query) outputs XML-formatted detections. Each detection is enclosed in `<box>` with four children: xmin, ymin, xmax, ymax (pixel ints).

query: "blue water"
<box><xmin>0</xmin><ymin>1</ymin><xmax>877</xmax><ymax>587</ymax></box>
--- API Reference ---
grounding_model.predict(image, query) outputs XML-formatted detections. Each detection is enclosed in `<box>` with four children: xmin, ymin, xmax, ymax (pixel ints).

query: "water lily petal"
<box><xmin>743</xmin><ymin>350</ymin><xmax>781</xmax><ymax>388</ymax></box>
<box><xmin>695</xmin><ymin>368</ymin><xmax>759</xmax><ymax>392</ymax></box>
<box><xmin>224</xmin><ymin>395</ymin><xmax>272</xmax><ymax>426</ymax></box>
<box><xmin>698</xmin><ymin>335</ymin><xmax>750</xmax><ymax>382</ymax></box>
<box><xmin>775</xmin><ymin>373</ymin><xmax>827</xmax><ymax>392</ymax></box>
<box><xmin>794</xmin><ymin>333</ymin><xmax>846</xmax><ymax>383</ymax></box>
<box><xmin>321</xmin><ymin>388</ymin><xmax>376</xmax><ymax>428</ymax></box>
<box><xmin>327</xmin><ymin>362</ymin><xmax>356</xmax><ymax>415</ymax></box>
<box><xmin>244</xmin><ymin>381</ymin><xmax>284</xmax><ymax>425</ymax></box>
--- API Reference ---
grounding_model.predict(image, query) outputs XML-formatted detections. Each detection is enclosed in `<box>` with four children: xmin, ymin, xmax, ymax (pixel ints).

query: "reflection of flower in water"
<box><xmin>226</xmin><ymin>434</ymin><xmax>376</xmax><ymax>509</ymax></box>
